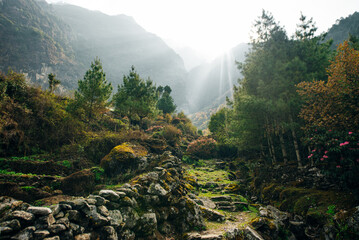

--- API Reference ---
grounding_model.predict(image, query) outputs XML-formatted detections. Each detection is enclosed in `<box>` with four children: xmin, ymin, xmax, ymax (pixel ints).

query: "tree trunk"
<box><xmin>279</xmin><ymin>127</ymin><xmax>288</xmax><ymax>164</ymax></box>
<box><xmin>265</xmin><ymin>117</ymin><xmax>276</xmax><ymax>165</ymax></box>
<box><xmin>289</xmin><ymin>114</ymin><xmax>302</xmax><ymax>168</ymax></box>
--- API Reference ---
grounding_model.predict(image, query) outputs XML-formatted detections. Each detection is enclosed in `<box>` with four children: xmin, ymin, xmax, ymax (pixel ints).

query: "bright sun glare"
<box><xmin>47</xmin><ymin>0</ymin><xmax>358</xmax><ymax>60</ymax></box>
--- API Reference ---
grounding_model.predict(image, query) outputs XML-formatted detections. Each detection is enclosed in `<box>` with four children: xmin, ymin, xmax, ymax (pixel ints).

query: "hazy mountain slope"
<box><xmin>0</xmin><ymin>0</ymin><xmax>77</xmax><ymax>87</ymax></box>
<box><xmin>186</xmin><ymin>43</ymin><xmax>249</xmax><ymax>113</ymax></box>
<box><xmin>51</xmin><ymin>4</ymin><xmax>187</xmax><ymax>106</ymax></box>
<box><xmin>325</xmin><ymin>11</ymin><xmax>359</xmax><ymax>47</ymax></box>
<box><xmin>0</xmin><ymin>0</ymin><xmax>187</xmax><ymax>106</ymax></box>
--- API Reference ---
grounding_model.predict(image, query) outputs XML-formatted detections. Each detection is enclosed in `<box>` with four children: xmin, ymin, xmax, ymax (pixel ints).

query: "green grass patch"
<box><xmin>0</xmin><ymin>169</ymin><xmax>61</xmax><ymax>178</ymax></box>
<box><xmin>186</xmin><ymin>168</ymin><xmax>234</xmax><ymax>185</ymax></box>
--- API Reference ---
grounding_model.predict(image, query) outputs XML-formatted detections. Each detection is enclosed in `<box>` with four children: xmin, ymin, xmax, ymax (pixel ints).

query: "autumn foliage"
<box><xmin>297</xmin><ymin>41</ymin><xmax>359</xmax><ymax>132</ymax></box>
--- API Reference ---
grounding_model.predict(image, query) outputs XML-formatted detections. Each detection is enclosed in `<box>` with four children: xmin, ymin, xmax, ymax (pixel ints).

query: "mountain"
<box><xmin>0</xmin><ymin>0</ymin><xmax>76</xmax><ymax>88</ymax></box>
<box><xmin>185</xmin><ymin>43</ymin><xmax>250</xmax><ymax>114</ymax></box>
<box><xmin>325</xmin><ymin>11</ymin><xmax>359</xmax><ymax>47</ymax></box>
<box><xmin>0</xmin><ymin>0</ymin><xmax>187</xmax><ymax>106</ymax></box>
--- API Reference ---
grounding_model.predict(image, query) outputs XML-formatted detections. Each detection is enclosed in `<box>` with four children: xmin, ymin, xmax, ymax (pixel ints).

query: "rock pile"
<box><xmin>0</xmin><ymin>152</ymin><xmax>206</xmax><ymax>240</ymax></box>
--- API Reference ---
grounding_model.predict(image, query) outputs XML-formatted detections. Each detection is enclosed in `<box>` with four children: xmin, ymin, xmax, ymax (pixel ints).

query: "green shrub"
<box><xmin>162</xmin><ymin>125</ymin><xmax>182</xmax><ymax>145</ymax></box>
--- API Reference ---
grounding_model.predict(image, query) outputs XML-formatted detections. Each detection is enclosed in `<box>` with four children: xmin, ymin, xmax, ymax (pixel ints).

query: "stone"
<box><xmin>59</xmin><ymin>204</ymin><xmax>73</xmax><ymax>211</ymax></box>
<box><xmin>56</xmin><ymin>217</ymin><xmax>70</xmax><ymax>228</ymax></box>
<box><xmin>48</xmin><ymin>223</ymin><xmax>67</xmax><ymax>234</ymax></box>
<box><xmin>67</xmin><ymin>210</ymin><xmax>81</xmax><ymax>222</ymax></box>
<box><xmin>0</xmin><ymin>226</ymin><xmax>13</xmax><ymax>234</ymax></box>
<box><xmin>71</xmin><ymin>199</ymin><xmax>90</xmax><ymax>211</ymax></box>
<box><xmin>210</xmin><ymin>196</ymin><xmax>232</xmax><ymax>202</ymax></box>
<box><xmin>10</xmin><ymin>226</ymin><xmax>35</xmax><ymax>240</ymax></box>
<box><xmin>199</xmin><ymin>205</ymin><xmax>225</xmax><ymax>222</ymax></box>
<box><xmin>87</xmin><ymin>206</ymin><xmax>110</xmax><ymax>227</ymax></box>
<box><xmin>137</xmin><ymin>213</ymin><xmax>157</xmax><ymax>235</ymax></box>
<box><xmin>348</xmin><ymin>206</ymin><xmax>359</xmax><ymax>232</ymax></box>
<box><xmin>70</xmin><ymin>223</ymin><xmax>84</xmax><ymax>235</ymax></box>
<box><xmin>99</xmin><ymin>190</ymin><xmax>121</xmax><ymax>202</ymax></box>
<box><xmin>89</xmin><ymin>195</ymin><xmax>108</xmax><ymax>206</ymax></box>
<box><xmin>74</xmin><ymin>233</ymin><xmax>91</xmax><ymax>240</ymax></box>
<box><xmin>11</xmin><ymin>210</ymin><xmax>35</xmax><ymax>222</ymax></box>
<box><xmin>108</xmin><ymin>210</ymin><xmax>123</xmax><ymax>226</ymax></box>
<box><xmin>198</xmin><ymin>197</ymin><xmax>216</xmax><ymax>209</ymax></box>
<box><xmin>120</xmin><ymin>207</ymin><xmax>140</xmax><ymax>229</ymax></box>
<box><xmin>147</xmin><ymin>183</ymin><xmax>168</xmax><ymax>196</ymax></box>
<box><xmin>44</xmin><ymin>236</ymin><xmax>60</xmax><ymax>240</ymax></box>
<box><xmin>101</xmin><ymin>226</ymin><xmax>117</xmax><ymax>240</ymax></box>
<box><xmin>27</xmin><ymin>206</ymin><xmax>52</xmax><ymax>215</ymax></box>
<box><xmin>98</xmin><ymin>205</ymin><xmax>109</xmax><ymax>217</ymax></box>
<box><xmin>243</xmin><ymin>226</ymin><xmax>265</xmax><ymax>240</ymax></box>
<box><xmin>50</xmin><ymin>205</ymin><xmax>61</xmax><ymax>216</ymax></box>
<box><xmin>34</xmin><ymin>229</ymin><xmax>50</xmax><ymax>238</ymax></box>
<box><xmin>0</xmin><ymin>219</ymin><xmax>21</xmax><ymax>231</ymax></box>
<box><xmin>100</xmin><ymin>142</ymin><xmax>148</xmax><ymax>177</ymax></box>
<box><xmin>116</xmin><ymin>188</ymin><xmax>138</xmax><ymax>198</ymax></box>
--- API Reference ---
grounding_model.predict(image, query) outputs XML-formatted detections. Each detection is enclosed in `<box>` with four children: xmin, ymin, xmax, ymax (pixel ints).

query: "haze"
<box><xmin>45</xmin><ymin>0</ymin><xmax>358</xmax><ymax>61</ymax></box>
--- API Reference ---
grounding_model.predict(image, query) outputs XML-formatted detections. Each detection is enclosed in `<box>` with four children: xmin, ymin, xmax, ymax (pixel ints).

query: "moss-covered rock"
<box><xmin>100</xmin><ymin>142</ymin><xmax>148</xmax><ymax>177</ymax></box>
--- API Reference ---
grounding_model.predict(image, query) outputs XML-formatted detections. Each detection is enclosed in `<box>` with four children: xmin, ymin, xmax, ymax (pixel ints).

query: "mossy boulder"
<box><xmin>100</xmin><ymin>142</ymin><xmax>148</xmax><ymax>177</ymax></box>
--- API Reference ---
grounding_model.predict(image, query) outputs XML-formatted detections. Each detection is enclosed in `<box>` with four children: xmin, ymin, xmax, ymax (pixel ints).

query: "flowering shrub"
<box><xmin>306</xmin><ymin>128</ymin><xmax>359</xmax><ymax>187</ymax></box>
<box><xmin>186</xmin><ymin>137</ymin><xmax>217</xmax><ymax>159</ymax></box>
<box><xmin>145</xmin><ymin>125</ymin><xmax>164</xmax><ymax>133</ymax></box>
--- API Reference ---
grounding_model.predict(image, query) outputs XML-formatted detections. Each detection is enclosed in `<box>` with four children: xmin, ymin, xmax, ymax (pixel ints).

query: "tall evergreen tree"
<box><xmin>114</xmin><ymin>66</ymin><xmax>158</xmax><ymax>119</ymax></box>
<box><xmin>74</xmin><ymin>58</ymin><xmax>113</xmax><ymax>120</ymax></box>
<box><xmin>157</xmin><ymin>85</ymin><xmax>176</xmax><ymax>114</ymax></box>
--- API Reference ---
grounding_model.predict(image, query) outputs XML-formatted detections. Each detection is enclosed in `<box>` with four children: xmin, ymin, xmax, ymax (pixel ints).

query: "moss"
<box><xmin>306</xmin><ymin>208</ymin><xmax>327</xmax><ymax>226</ymax></box>
<box><xmin>224</xmin><ymin>183</ymin><xmax>241</xmax><ymax>193</ymax></box>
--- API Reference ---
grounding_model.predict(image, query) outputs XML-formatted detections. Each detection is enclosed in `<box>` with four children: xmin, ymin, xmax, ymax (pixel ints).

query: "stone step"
<box><xmin>210</xmin><ymin>195</ymin><xmax>232</xmax><ymax>202</ymax></box>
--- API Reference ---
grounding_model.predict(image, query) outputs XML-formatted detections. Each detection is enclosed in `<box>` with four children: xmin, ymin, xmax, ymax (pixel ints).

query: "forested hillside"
<box><xmin>326</xmin><ymin>11</ymin><xmax>359</xmax><ymax>47</ymax></box>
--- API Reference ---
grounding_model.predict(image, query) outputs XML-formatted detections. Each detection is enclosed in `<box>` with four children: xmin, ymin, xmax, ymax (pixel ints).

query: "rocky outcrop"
<box><xmin>0</xmin><ymin>152</ymin><xmax>207</xmax><ymax>239</ymax></box>
<box><xmin>100</xmin><ymin>142</ymin><xmax>148</xmax><ymax>177</ymax></box>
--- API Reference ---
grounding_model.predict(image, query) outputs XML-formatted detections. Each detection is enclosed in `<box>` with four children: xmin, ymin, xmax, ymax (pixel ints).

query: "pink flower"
<box><xmin>320</xmin><ymin>158</ymin><xmax>324</xmax><ymax>161</ymax></box>
<box><xmin>328</xmin><ymin>130</ymin><xmax>332</xmax><ymax>132</ymax></box>
<box><xmin>336</xmin><ymin>165</ymin><xmax>341</xmax><ymax>168</ymax></box>
<box><xmin>349</xmin><ymin>132</ymin><xmax>353</xmax><ymax>135</ymax></box>
<box><xmin>323</xmin><ymin>155</ymin><xmax>329</xmax><ymax>159</ymax></box>
<box><xmin>324</xmin><ymin>150</ymin><xmax>328</xmax><ymax>154</ymax></box>
<box><xmin>308</xmin><ymin>154</ymin><xmax>313</xmax><ymax>159</ymax></box>
<box><xmin>312</xmin><ymin>149</ymin><xmax>316</xmax><ymax>152</ymax></box>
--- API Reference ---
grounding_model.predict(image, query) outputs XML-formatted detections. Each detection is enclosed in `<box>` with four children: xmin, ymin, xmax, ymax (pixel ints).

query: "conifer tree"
<box><xmin>74</xmin><ymin>58</ymin><xmax>112</xmax><ymax>120</ymax></box>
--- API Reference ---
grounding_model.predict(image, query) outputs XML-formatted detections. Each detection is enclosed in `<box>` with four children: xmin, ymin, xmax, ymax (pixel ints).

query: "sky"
<box><xmin>45</xmin><ymin>0</ymin><xmax>358</xmax><ymax>60</ymax></box>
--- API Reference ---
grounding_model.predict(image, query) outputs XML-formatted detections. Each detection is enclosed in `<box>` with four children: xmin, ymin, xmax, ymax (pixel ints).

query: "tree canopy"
<box><xmin>74</xmin><ymin>58</ymin><xmax>113</xmax><ymax>121</ymax></box>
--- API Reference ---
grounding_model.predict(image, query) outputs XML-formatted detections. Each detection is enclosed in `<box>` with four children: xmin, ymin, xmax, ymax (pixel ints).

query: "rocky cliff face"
<box><xmin>0</xmin><ymin>0</ymin><xmax>187</xmax><ymax>106</ymax></box>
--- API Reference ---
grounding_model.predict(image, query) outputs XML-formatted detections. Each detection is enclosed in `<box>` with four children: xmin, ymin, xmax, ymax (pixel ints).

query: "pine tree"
<box><xmin>74</xmin><ymin>58</ymin><xmax>112</xmax><ymax>120</ymax></box>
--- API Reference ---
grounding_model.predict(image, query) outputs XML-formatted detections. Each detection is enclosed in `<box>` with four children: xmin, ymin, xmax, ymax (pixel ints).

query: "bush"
<box><xmin>306</xmin><ymin>128</ymin><xmax>359</xmax><ymax>188</ymax></box>
<box><xmin>162</xmin><ymin>125</ymin><xmax>182</xmax><ymax>145</ymax></box>
<box><xmin>186</xmin><ymin>137</ymin><xmax>217</xmax><ymax>159</ymax></box>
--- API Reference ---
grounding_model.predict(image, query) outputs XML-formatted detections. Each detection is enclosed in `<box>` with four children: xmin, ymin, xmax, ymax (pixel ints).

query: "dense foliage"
<box><xmin>297</xmin><ymin>41</ymin><xmax>359</xmax><ymax>186</ymax></box>
<box><xmin>0</xmin><ymin>70</ymin><xmax>82</xmax><ymax>156</ymax></box>
<box><xmin>209</xmin><ymin>11</ymin><xmax>359</xmax><ymax>188</ymax></box>
<box><xmin>210</xmin><ymin>11</ymin><xmax>332</xmax><ymax>167</ymax></box>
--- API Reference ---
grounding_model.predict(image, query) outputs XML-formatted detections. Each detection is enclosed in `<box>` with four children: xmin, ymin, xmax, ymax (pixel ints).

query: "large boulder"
<box><xmin>100</xmin><ymin>142</ymin><xmax>148</xmax><ymax>177</ymax></box>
